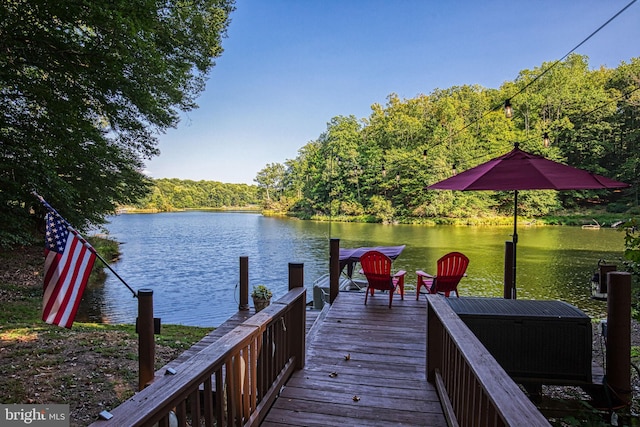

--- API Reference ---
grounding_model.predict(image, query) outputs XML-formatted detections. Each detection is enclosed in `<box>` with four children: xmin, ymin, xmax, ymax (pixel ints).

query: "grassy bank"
<box><xmin>302</xmin><ymin>211</ymin><xmax>631</xmax><ymax>227</ymax></box>
<box><xmin>0</xmin><ymin>245</ymin><xmax>212</xmax><ymax>426</ymax></box>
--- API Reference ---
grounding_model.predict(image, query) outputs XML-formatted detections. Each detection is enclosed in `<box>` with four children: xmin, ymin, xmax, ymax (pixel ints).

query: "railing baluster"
<box><xmin>190</xmin><ymin>388</ymin><xmax>201</xmax><ymax>426</ymax></box>
<box><xmin>462</xmin><ymin>361</ymin><xmax>470</xmax><ymax>425</ymax></box>
<box><xmin>215</xmin><ymin>369</ymin><xmax>224</xmax><ymax>426</ymax></box>
<box><xmin>472</xmin><ymin>375</ymin><xmax>481</xmax><ymax>427</ymax></box>
<box><xmin>248</xmin><ymin>338</ymin><xmax>257</xmax><ymax>413</ymax></box>
<box><xmin>226</xmin><ymin>357</ymin><xmax>236</xmax><ymax>426</ymax></box>
<box><xmin>241</xmin><ymin>348</ymin><xmax>250</xmax><ymax>422</ymax></box>
<box><xmin>203</xmin><ymin>375</ymin><xmax>214</xmax><ymax>427</ymax></box>
<box><xmin>176</xmin><ymin>401</ymin><xmax>187</xmax><ymax>426</ymax></box>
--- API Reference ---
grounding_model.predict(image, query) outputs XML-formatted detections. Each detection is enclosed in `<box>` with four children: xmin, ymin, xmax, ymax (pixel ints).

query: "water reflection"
<box><xmin>79</xmin><ymin>212</ymin><xmax>624</xmax><ymax>326</ymax></box>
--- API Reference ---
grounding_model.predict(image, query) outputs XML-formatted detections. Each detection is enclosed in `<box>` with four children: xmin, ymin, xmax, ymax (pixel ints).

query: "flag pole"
<box><xmin>32</xmin><ymin>192</ymin><xmax>138</xmax><ymax>298</ymax></box>
<box><xmin>93</xmin><ymin>252</ymin><xmax>138</xmax><ymax>298</ymax></box>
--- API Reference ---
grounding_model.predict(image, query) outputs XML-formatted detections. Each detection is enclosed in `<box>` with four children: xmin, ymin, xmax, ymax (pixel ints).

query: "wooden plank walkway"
<box><xmin>262</xmin><ymin>292</ymin><xmax>447</xmax><ymax>427</ymax></box>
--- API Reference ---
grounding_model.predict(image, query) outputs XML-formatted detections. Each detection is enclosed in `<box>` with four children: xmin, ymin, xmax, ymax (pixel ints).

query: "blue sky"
<box><xmin>145</xmin><ymin>0</ymin><xmax>640</xmax><ymax>185</ymax></box>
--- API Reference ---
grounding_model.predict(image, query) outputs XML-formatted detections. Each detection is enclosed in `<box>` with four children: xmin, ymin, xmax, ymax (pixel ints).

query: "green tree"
<box><xmin>607</xmin><ymin>58</ymin><xmax>640</xmax><ymax>203</ymax></box>
<box><xmin>367</xmin><ymin>195</ymin><xmax>395</xmax><ymax>223</ymax></box>
<box><xmin>0</xmin><ymin>0</ymin><xmax>235</xmax><ymax>246</ymax></box>
<box><xmin>255</xmin><ymin>163</ymin><xmax>286</xmax><ymax>204</ymax></box>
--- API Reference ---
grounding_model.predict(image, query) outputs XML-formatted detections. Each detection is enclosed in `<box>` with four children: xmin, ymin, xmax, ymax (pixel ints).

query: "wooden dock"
<box><xmin>261</xmin><ymin>292</ymin><xmax>447</xmax><ymax>426</ymax></box>
<box><xmin>100</xmin><ymin>284</ymin><xmax>563</xmax><ymax>426</ymax></box>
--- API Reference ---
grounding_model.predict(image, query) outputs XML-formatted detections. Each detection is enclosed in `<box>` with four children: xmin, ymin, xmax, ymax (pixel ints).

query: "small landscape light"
<box><xmin>99</xmin><ymin>411</ymin><xmax>113</xmax><ymax>420</ymax></box>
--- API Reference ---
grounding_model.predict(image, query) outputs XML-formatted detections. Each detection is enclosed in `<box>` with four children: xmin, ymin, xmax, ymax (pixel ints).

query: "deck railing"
<box><xmin>89</xmin><ymin>286</ymin><xmax>306</xmax><ymax>427</ymax></box>
<box><xmin>426</xmin><ymin>295</ymin><xmax>550</xmax><ymax>427</ymax></box>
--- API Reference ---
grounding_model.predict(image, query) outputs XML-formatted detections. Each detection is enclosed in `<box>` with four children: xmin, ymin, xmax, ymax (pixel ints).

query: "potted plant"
<box><xmin>251</xmin><ymin>285</ymin><xmax>273</xmax><ymax>312</ymax></box>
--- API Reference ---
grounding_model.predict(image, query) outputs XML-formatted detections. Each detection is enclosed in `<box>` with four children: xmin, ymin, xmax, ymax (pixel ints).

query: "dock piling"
<box><xmin>606</xmin><ymin>271</ymin><xmax>632</xmax><ymax>405</ymax></box>
<box><xmin>239</xmin><ymin>256</ymin><xmax>249</xmax><ymax>310</ymax></box>
<box><xmin>138</xmin><ymin>289</ymin><xmax>155</xmax><ymax>390</ymax></box>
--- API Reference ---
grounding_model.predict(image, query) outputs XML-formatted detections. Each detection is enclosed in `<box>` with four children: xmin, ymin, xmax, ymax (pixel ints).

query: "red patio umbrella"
<box><xmin>427</xmin><ymin>143</ymin><xmax>629</xmax><ymax>297</ymax></box>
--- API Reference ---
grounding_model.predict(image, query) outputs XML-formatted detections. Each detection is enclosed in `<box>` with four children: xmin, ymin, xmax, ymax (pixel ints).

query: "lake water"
<box><xmin>79</xmin><ymin>211</ymin><xmax>626</xmax><ymax>327</ymax></box>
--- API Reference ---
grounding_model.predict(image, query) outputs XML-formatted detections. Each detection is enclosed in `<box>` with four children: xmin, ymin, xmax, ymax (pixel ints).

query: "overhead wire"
<box><xmin>516</xmin><ymin>85</ymin><xmax>640</xmax><ymax>149</ymax></box>
<box><xmin>429</xmin><ymin>0</ymin><xmax>639</xmax><ymax>174</ymax></box>
<box><xmin>453</xmin><ymin>85</ymin><xmax>640</xmax><ymax>171</ymax></box>
<box><xmin>505</xmin><ymin>0</ymin><xmax>637</xmax><ymax>107</ymax></box>
<box><xmin>443</xmin><ymin>0</ymin><xmax>638</xmax><ymax>147</ymax></box>
<box><xmin>581</xmin><ymin>85</ymin><xmax>640</xmax><ymax>118</ymax></box>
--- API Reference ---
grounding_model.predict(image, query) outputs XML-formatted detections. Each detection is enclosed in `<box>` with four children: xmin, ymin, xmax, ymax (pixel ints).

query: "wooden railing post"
<box><xmin>239</xmin><ymin>256</ymin><xmax>249</xmax><ymax>310</ymax></box>
<box><xmin>288</xmin><ymin>262</ymin><xmax>304</xmax><ymax>290</ymax></box>
<box><xmin>599</xmin><ymin>262</ymin><xmax>617</xmax><ymax>294</ymax></box>
<box><xmin>138</xmin><ymin>289</ymin><xmax>155</xmax><ymax>391</ymax></box>
<box><xmin>289</xmin><ymin>263</ymin><xmax>306</xmax><ymax>369</ymax></box>
<box><xmin>607</xmin><ymin>271</ymin><xmax>632</xmax><ymax>404</ymax></box>
<box><xmin>329</xmin><ymin>238</ymin><xmax>340</xmax><ymax>304</ymax></box>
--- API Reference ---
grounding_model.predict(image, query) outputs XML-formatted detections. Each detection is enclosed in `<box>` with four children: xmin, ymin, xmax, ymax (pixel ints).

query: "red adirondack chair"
<box><xmin>360</xmin><ymin>250</ymin><xmax>406</xmax><ymax>308</ymax></box>
<box><xmin>416</xmin><ymin>252</ymin><xmax>469</xmax><ymax>299</ymax></box>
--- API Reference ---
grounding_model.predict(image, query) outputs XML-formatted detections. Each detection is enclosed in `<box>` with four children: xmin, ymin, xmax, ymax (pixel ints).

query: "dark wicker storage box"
<box><xmin>447</xmin><ymin>297</ymin><xmax>592</xmax><ymax>384</ymax></box>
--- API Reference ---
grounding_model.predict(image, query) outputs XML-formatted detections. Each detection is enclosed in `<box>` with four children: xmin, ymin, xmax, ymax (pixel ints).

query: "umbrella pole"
<box><xmin>512</xmin><ymin>190</ymin><xmax>518</xmax><ymax>299</ymax></box>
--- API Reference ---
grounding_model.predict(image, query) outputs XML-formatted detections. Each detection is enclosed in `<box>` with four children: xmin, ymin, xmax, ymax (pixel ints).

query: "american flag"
<box><xmin>43</xmin><ymin>211</ymin><xmax>96</xmax><ymax>328</ymax></box>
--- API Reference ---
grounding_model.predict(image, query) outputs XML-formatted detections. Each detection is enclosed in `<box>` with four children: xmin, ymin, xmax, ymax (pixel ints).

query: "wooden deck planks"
<box><xmin>262</xmin><ymin>292</ymin><xmax>447</xmax><ymax>426</ymax></box>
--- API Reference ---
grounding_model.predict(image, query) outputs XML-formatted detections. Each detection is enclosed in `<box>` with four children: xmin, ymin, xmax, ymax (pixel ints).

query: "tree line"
<box><xmin>254</xmin><ymin>54</ymin><xmax>640</xmax><ymax>223</ymax></box>
<box><xmin>132</xmin><ymin>178</ymin><xmax>260</xmax><ymax>211</ymax></box>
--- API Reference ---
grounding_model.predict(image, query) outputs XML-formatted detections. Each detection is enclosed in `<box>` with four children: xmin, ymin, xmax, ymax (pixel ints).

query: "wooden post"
<box><xmin>288</xmin><ymin>262</ymin><xmax>304</xmax><ymax>290</ymax></box>
<box><xmin>607</xmin><ymin>271</ymin><xmax>632</xmax><ymax>404</ymax></box>
<box><xmin>426</xmin><ymin>296</ymin><xmax>442</xmax><ymax>383</ymax></box>
<box><xmin>503</xmin><ymin>241</ymin><xmax>514</xmax><ymax>299</ymax></box>
<box><xmin>239</xmin><ymin>256</ymin><xmax>249</xmax><ymax>310</ymax></box>
<box><xmin>329</xmin><ymin>238</ymin><xmax>340</xmax><ymax>304</ymax></box>
<box><xmin>599</xmin><ymin>263</ymin><xmax>616</xmax><ymax>295</ymax></box>
<box><xmin>138</xmin><ymin>289</ymin><xmax>155</xmax><ymax>391</ymax></box>
<box><xmin>289</xmin><ymin>262</ymin><xmax>306</xmax><ymax>369</ymax></box>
